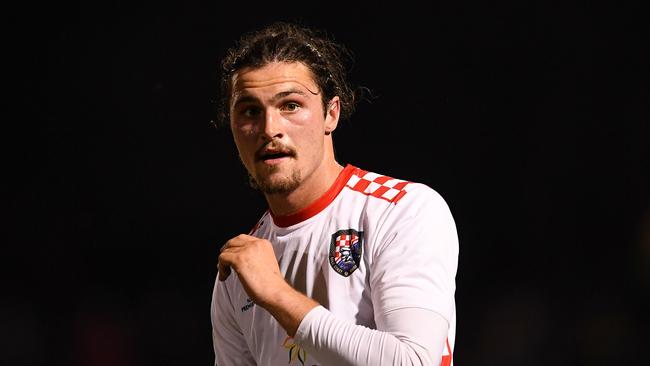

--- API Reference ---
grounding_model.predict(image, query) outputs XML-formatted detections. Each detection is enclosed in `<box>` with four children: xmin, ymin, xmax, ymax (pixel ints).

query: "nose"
<box><xmin>261</xmin><ymin>108</ymin><xmax>283</xmax><ymax>141</ymax></box>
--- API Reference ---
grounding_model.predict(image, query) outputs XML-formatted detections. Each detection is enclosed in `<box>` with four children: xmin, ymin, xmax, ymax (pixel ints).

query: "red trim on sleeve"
<box><xmin>440</xmin><ymin>338</ymin><xmax>452</xmax><ymax>366</ymax></box>
<box><xmin>270</xmin><ymin>164</ymin><xmax>356</xmax><ymax>228</ymax></box>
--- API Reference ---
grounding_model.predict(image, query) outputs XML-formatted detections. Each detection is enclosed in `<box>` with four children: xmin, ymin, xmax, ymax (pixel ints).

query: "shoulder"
<box><xmin>346</xmin><ymin>165</ymin><xmax>451</xmax><ymax>214</ymax></box>
<box><xmin>400</xmin><ymin>182</ymin><xmax>452</xmax><ymax>215</ymax></box>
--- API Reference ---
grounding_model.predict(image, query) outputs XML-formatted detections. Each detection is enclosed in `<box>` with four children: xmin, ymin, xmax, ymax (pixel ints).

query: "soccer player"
<box><xmin>211</xmin><ymin>21</ymin><xmax>459</xmax><ymax>366</ymax></box>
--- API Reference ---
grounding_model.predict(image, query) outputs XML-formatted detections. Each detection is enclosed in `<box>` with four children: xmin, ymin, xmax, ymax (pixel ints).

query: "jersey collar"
<box><xmin>270</xmin><ymin>164</ymin><xmax>356</xmax><ymax>228</ymax></box>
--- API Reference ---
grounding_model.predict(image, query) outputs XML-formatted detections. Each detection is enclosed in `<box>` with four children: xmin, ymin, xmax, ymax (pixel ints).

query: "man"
<box><xmin>211</xmin><ymin>21</ymin><xmax>459</xmax><ymax>366</ymax></box>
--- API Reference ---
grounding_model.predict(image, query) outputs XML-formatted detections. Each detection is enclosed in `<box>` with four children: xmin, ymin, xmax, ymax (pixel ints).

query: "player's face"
<box><xmin>229</xmin><ymin>61</ymin><xmax>338</xmax><ymax>194</ymax></box>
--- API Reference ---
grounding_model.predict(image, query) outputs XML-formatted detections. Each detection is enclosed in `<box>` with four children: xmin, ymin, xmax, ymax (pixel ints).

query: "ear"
<box><xmin>324</xmin><ymin>96</ymin><xmax>340</xmax><ymax>135</ymax></box>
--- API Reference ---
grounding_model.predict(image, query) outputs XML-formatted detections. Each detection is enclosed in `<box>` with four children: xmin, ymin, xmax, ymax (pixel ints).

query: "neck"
<box><xmin>265</xmin><ymin>157</ymin><xmax>343</xmax><ymax>217</ymax></box>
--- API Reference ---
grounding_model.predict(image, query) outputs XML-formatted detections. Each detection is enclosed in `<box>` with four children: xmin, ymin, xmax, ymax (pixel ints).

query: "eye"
<box><xmin>281</xmin><ymin>102</ymin><xmax>301</xmax><ymax>112</ymax></box>
<box><xmin>240</xmin><ymin>106</ymin><xmax>262</xmax><ymax>118</ymax></box>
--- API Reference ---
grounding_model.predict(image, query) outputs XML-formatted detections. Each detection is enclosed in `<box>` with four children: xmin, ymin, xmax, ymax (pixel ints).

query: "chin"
<box><xmin>251</xmin><ymin>169</ymin><xmax>302</xmax><ymax>194</ymax></box>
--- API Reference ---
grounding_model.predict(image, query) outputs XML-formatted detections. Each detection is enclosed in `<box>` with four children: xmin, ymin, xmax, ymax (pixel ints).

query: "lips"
<box><xmin>255</xmin><ymin>144</ymin><xmax>295</xmax><ymax>162</ymax></box>
<box><xmin>259</xmin><ymin>151</ymin><xmax>290</xmax><ymax>161</ymax></box>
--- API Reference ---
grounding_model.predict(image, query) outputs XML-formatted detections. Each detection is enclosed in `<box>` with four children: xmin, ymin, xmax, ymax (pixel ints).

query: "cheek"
<box><xmin>232</xmin><ymin>130</ymin><xmax>257</xmax><ymax>160</ymax></box>
<box><xmin>289</xmin><ymin>111</ymin><xmax>326</xmax><ymax>144</ymax></box>
<box><xmin>287</xmin><ymin>108</ymin><xmax>320</xmax><ymax>127</ymax></box>
<box><xmin>232</xmin><ymin>118</ymin><xmax>258</xmax><ymax>135</ymax></box>
<box><xmin>231</xmin><ymin>117</ymin><xmax>259</xmax><ymax>140</ymax></box>
<box><xmin>294</xmin><ymin>126</ymin><xmax>326</xmax><ymax>156</ymax></box>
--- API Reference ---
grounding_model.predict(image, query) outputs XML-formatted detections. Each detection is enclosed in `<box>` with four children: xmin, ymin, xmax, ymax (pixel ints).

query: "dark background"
<box><xmin>4</xmin><ymin>1</ymin><xmax>649</xmax><ymax>365</ymax></box>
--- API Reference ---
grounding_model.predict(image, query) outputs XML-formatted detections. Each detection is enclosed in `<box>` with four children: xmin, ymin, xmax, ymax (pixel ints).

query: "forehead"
<box><xmin>231</xmin><ymin>62</ymin><xmax>319</xmax><ymax>100</ymax></box>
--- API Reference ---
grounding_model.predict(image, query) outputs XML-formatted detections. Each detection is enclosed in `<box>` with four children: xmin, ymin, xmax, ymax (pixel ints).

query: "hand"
<box><xmin>218</xmin><ymin>234</ymin><xmax>289</xmax><ymax>307</ymax></box>
<box><xmin>218</xmin><ymin>233</ymin><xmax>319</xmax><ymax>336</ymax></box>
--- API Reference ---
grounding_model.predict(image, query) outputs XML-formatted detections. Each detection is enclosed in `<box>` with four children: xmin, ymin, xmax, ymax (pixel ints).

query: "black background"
<box><xmin>4</xmin><ymin>1</ymin><xmax>649</xmax><ymax>365</ymax></box>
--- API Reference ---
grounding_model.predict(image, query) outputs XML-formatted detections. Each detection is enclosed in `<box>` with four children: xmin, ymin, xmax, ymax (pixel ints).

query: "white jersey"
<box><xmin>212</xmin><ymin>164</ymin><xmax>459</xmax><ymax>366</ymax></box>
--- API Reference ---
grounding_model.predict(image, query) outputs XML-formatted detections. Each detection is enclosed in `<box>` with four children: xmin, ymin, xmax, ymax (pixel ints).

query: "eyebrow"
<box><xmin>232</xmin><ymin>88</ymin><xmax>310</xmax><ymax>108</ymax></box>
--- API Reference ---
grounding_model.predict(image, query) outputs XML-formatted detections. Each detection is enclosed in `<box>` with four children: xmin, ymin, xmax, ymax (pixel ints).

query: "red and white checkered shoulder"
<box><xmin>345</xmin><ymin>167</ymin><xmax>413</xmax><ymax>204</ymax></box>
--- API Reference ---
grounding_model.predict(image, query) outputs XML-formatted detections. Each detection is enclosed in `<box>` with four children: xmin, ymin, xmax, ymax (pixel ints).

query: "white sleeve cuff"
<box><xmin>294</xmin><ymin>305</ymin><xmax>328</xmax><ymax>343</ymax></box>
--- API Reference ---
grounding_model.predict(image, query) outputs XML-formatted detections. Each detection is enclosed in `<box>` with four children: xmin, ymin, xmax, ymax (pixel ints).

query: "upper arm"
<box><xmin>370</xmin><ymin>187</ymin><xmax>459</xmax><ymax>329</ymax></box>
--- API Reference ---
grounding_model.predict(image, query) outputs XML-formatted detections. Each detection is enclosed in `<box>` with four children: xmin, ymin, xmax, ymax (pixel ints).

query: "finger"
<box><xmin>219</xmin><ymin>238</ymin><xmax>235</xmax><ymax>253</ymax></box>
<box><xmin>218</xmin><ymin>263</ymin><xmax>231</xmax><ymax>281</ymax></box>
<box><xmin>236</xmin><ymin>233</ymin><xmax>257</xmax><ymax>241</ymax></box>
<box><xmin>217</xmin><ymin>255</ymin><xmax>232</xmax><ymax>281</ymax></box>
<box><xmin>219</xmin><ymin>236</ymin><xmax>248</xmax><ymax>253</ymax></box>
<box><xmin>227</xmin><ymin>234</ymin><xmax>259</xmax><ymax>247</ymax></box>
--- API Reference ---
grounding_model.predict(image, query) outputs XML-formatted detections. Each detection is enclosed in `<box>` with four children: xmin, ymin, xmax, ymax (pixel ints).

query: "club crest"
<box><xmin>329</xmin><ymin>229</ymin><xmax>363</xmax><ymax>277</ymax></box>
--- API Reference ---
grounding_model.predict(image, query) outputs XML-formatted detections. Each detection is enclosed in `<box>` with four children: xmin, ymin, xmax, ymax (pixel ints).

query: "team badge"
<box><xmin>329</xmin><ymin>229</ymin><xmax>363</xmax><ymax>277</ymax></box>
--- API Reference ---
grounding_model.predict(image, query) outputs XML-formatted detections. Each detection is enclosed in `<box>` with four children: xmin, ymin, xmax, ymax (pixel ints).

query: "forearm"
<box><xmin>258</xmin><ymin>281</ymin><xmax>319</xmax><ymax>337</ymax></box>
<box><xmin>294</xmin><ymin>306</ymin><xmax>448</xmax><ymax>366</ymax></box>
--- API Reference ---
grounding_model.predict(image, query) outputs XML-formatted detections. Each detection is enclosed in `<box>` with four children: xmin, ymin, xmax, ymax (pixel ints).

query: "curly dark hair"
<box><xmin>215</xmin><ymin>21</ymin><xmax>362</xmax><ymax>128</ymax></box>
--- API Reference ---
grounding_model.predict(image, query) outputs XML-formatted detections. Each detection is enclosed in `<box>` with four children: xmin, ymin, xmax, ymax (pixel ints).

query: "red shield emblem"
<box><xmin>329</xmin><ymin>229</ymin><xmax>363</xmax><ymax>277</ymax></box>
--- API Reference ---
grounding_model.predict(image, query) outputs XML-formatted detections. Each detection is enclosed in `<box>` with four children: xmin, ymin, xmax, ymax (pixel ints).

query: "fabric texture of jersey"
<box><xmin>211</xmin><ymin>164</ymin><xmax>459</xmax><ymax>365</ymax></box>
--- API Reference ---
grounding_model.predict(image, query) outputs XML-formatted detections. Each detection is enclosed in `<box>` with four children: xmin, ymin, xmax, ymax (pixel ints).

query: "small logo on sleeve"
<box><xmin>240</xmin><ymin>298</ymin><xmax>254</xmax><ymax>312</ymax></box>
<box><xmin>329</xmin><ymin>229</ymin><xmax>363</xmax><ymax>277</ymax></box>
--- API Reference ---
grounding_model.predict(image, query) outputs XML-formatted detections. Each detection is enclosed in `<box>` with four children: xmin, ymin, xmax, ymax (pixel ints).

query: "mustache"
<box><xmin>254</xmin><ymin>141</ymin><xmax>296</xmax><ymax>160</ymax></box>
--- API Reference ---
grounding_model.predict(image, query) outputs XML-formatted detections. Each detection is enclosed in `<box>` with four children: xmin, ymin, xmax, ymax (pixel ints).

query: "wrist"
<box><xmin>260</xmin><ymin>281</ymin><xmax>319</xmax><ymax>336</ymax></box>
<box><xmin>255</xmin><ymin>277</ymin><xmax>295</xmax><ymax>308</ymax></box>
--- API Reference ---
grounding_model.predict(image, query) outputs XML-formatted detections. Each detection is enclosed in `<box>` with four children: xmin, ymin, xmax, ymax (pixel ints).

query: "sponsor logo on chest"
<box><xmin>240</xmin><ymin>298</ymin><xmax>254</xmax><ymax>312</ymax></box>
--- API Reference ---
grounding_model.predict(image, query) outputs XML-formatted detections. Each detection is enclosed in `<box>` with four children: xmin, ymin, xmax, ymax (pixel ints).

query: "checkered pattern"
<box><xmin>346</xmin><ymin>168</ymin><xmax>411</xmax><ymax>204</ymax></box>
<box><xmin>334</xmin><ymin>233</ymin><xmax>358</xmax><ymax>262</ymax></box>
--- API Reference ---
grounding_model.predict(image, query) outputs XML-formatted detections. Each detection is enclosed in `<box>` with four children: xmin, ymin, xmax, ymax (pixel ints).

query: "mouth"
<box><xmin>255</xmin><ymin>146</ymin><xmax>295</xmax><ymax>164</ymax></box>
